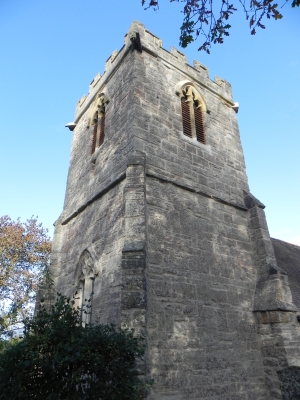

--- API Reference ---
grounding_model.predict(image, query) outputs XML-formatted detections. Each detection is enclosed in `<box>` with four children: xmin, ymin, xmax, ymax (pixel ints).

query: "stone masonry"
<box><xmin>50</xmin><ymin>21</ymin><xmax>300</xmax><ymax>399</ymax></box>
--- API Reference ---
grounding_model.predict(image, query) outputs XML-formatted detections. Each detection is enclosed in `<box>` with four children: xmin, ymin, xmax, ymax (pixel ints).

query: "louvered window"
<box><xmin>180</xmin><ymin>85</ymin><xmax>206</xmax><ymax>145</ymax></box>
<box><xmin>99</xmin><ymin>113</ymin><xmax>105</xmax><ymax>147</ymax></box>
<box><xmin>194</xmin><ymin>105</ymin><xmax>205</xmax><ymax>144</ymax></box>
<box><xmin>89</xmin><ymin>91</ymin><xmax>109</xmax><ymax>156</ymax></box>
<box><xmin>91</xmin><ymin>111</ymin><xmax>106</xmax><ymax>155</ymax></box>
<box><xmin>181</xmin><ymin>99</ymin><xmax>193</xmax><ymax>138</ymax></box>
<box><xmin>91</xmin><ymin>122</ymin><xmax>98</xmax><ymax>155</ymax></box>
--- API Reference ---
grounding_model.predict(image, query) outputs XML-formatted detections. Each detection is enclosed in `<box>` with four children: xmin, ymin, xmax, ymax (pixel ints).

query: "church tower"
<box><xmin>51</xmin><ymin>21</ymin><xmax>300</xmax><ymax>399</ymax></box>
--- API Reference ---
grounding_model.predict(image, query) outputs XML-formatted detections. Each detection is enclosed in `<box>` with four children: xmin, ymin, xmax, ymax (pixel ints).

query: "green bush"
<box><xmin>0</xmin><ymin>294</ymin><xmax>149</xmax><ymax>399</ymax></box>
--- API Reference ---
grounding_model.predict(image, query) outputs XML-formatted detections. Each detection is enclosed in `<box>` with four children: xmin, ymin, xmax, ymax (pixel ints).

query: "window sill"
<box><xmin>179</xmin><ymin>132</ymin><xmax>212</xmax><ymax>154</ymax></box>
<box><xmin>91</xmin><ymin>145</ymin><xmax>103</xmax><ymax>164</ymax></box>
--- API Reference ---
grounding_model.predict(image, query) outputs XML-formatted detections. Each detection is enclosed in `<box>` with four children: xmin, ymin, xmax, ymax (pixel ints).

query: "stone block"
<box><xmin>121</xmin><ymin>291</ymin><xmax>146</xmax><ymax>309</ymax></box>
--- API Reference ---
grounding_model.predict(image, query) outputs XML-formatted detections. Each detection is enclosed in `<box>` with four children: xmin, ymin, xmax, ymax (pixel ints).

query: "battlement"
<box><xmin>74</xmin><ymin>21</ymin><xmax>234</xmax><ymax>122</ymax></box>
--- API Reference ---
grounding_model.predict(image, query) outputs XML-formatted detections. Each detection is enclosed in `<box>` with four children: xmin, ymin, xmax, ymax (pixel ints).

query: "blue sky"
<box><xmin>0</xmin><ymin>0</ymin><xmax>299</xmax><ymax>245</ymax></box>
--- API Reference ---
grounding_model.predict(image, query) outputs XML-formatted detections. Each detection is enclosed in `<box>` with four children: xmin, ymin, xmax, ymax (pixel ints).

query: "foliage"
<box><xmin>0</xmin><ymin>294</ymin><xmax>149</xmax><ymax>400</ymax></box>
<box><xmin>142</xmin><ymin>0</ymin><xmax>298</xmax><ymax>53</ymax></box>
<box><xmin>0</xmin><ymin>215</ymin><xmax>52</xmax><ymax>338</ymax></box>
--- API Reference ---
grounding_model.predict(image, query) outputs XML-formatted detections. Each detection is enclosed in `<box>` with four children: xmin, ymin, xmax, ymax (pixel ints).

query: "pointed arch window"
<box><xmin>74</xmin><ymin>250</ymin><xmax>96</xmax><ymax>325</ymax></box>
<box><xmin>91</xmin><ymin>113</ymin><xmax>105</xmax><ymax>155</ymax></box>
<box><xmin>177</xmin><ymin>83</ymin><xmax>206</xmax><ymax>144</ymax></box>
<box><xmin>89</xmin><ymin>91</ymin><xmax>109</xmax><ymax>155</ymax></box>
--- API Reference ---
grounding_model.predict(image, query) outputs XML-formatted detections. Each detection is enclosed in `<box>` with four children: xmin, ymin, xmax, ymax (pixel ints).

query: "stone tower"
<box><xmin>51</xmin><ymin>21</ymin><xmax>300</xmax><ymax>399</ymax></box>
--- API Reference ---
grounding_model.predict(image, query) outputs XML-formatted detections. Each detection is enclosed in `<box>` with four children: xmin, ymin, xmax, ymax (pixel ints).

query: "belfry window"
<box><xmin>178</xmin><ymin>84</ymin><xmax>206</xmax><ymax>144</ymax></box>
<box><xmin>89</xmin><ymin>91</ymin><xmax>109</xmax><ymax>155</ymax></box>
<box><xmin>91</xmin><ymin>112</ymin><xmax>106</xmax><ymax>155</ymax></box>
<box><xmin>74</xmin><ymin>250</ymin><xmax>96</xmax><ymax>325</ymax></box>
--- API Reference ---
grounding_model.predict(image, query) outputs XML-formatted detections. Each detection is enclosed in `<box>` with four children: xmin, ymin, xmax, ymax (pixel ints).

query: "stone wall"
<box><xmin>129</xmin><ymin>32</ymin><xmax>248</xmax><ymax>209</ymax></box>
<box><xmin>51</xmin><ymin>179</ymin><xmax>126</xmax><ymax>325</ymax></box>
<box><xmin>49</xmin><ymin>21</ymin><xmax>300</xmax><ymax>400</ymax></box>
<box><xmin>63</xmin><ymin>48</ymin><xmax>136</xmax><ymax>217</ymax></box>
<box><xmin>145</xmin><ymin>177</ymin><xmax>267</xmax><ymax>399</ymax></box>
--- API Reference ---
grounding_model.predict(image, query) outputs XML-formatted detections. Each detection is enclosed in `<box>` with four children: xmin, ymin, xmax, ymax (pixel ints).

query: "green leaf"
<box><xmin>0</xmin><ymin>293</ymin><xmax>151</xmax><ymax>399</ymax></box>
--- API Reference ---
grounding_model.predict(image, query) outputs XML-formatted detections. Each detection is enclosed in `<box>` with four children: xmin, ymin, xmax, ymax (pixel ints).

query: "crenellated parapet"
<box><xmin>74</xmin><ymin>21</ymin><xmax>235</xmax><ymax>123</ymax></box>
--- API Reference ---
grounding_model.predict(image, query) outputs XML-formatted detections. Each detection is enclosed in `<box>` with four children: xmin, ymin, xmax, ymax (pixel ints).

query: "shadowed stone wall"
<box><xmin>146</xmin><ymin>178</ymin><xmax>267</xmax><ymax>399</ymax></box>
<box><xmin>51</xmin><ymin>179</ymin><xmax>126</xmax><ymax>325</ymax></box>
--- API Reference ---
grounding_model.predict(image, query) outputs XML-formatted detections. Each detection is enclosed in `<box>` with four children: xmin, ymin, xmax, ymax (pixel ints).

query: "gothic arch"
<box><xmin>89</xmin><ymin>91</ymin><xmax>110</xmax><ymax>127</ymax></box>
<box><xmin>89</xmin><ymin>90</ymin><xmax>110</xmax><ymax>154</ymax></box>
<box><xmin>74</xmin><ymin>250</ymin><xmax>97</xmax><ymax>324</ymax></box>
<box><xmin>75</xmin><ymin>249</ymin><xmax>95</xmax><ymax>282</ymax></box>
<box><xmin>175</xmin><ymin>80</ymin><xmax>207</xmax><ymax>112</ymax></box>
<box><xmin>175</xmin><ymin>81</ymin><xmax>207</xmax><ymax>144</ymax></box>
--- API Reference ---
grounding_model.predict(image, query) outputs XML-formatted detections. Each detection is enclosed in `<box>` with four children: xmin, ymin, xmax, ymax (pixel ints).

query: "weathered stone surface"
<box><xmin>49</xmin><ymin>21</ymin><xmax>300</xmax><ymax>400</ymax></box>
<box><xmin>278</xmin><ymin>366</ymin><xmax>300</xmax><ymax>400</ymax></box>
<box><xmin>272</xmin><ymin>238</ymin><xmax>300</xmax><ymax>310</ymax></box>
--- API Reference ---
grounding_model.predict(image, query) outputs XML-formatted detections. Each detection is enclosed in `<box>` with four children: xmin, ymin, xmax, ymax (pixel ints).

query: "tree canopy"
<box><xmin>0</xmin><ymin>294</ymin><xmax>148</xmax><ymax>400</ymax></box>
<box><xmin>0</xmin><ymin>215</ymin><xmax>52</xmax><ymax>338</ymax></box>
<box><xmin>143</xmin><ymin>0</ymin><xmax>299</xmax><ymax>53</ymax></box>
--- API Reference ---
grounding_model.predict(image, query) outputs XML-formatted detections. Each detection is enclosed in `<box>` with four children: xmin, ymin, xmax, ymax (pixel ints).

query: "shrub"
<box><xmin>0</xmin><ymin>294</ymin><xmax>149</xmax><ymax>400</ymax></box>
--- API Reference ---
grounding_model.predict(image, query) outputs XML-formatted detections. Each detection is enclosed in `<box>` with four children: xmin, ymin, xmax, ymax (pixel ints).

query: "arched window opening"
<box><xmin>91</xmin><ymin>122</ymin><xmax>98</xmax><ymax>155</ymax></box>
<box><xmin>74</xmin><ymin>250</ymin><xmax>96</xmax><ymax>325</ymax></box>
<box><xmin>89</xmin><ymin>91</ymin><xmax>109</xmax><ymax>155</ymax></box>
<box><xmin>91</xmin><ymin>113</ymin><xmax>105</xmax><ymax>155</ymax></box>
<box><xmin>177</xmin><ymin>83</ymin><xmax>206</xmax><ymax>145</ymax></box>
<box><xmin>194</xmin><ymin>104</ymin><xmax>205</xmax><ymax>143</ymax></box>
<box><xmin>78</xmin><ymin>276</ymin><xmax>95</xmax><ymax>325</ymax></box>
<box><xmin>99</xmin><ymin>112</ymin><xmax>105</xmax><ymax>147</ymax></box>
<box><xmin>181</xmin><ymin>98</ymin><xmax>193</xmax><ymax>138</ymax></box>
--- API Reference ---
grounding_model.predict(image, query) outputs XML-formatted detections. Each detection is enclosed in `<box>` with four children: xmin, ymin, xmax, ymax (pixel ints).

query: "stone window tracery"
<box><xmin>89</xmin><ymin>91</ymin><xmax>109</xmax><ymax>155</ymax></box>
<box><xmin>74</xmin><ymin>250</ymin><xmax>96</xmax><ymax>325</ymax></box>
<box><xmin>176</xmin><ymin>83</ymin><xmax>206</xmax><ymax>144</ymax></box>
